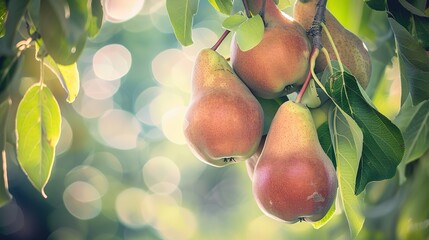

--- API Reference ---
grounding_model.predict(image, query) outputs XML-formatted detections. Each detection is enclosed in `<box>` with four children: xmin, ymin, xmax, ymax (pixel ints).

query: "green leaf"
<box><xmin>412</xmin><ymin>15</ymin><xmax>429</xmax><ymax>50</ymax></box>
<box><xmin>397</xmin><ymin>150</ymin><xmax>429</xmax><ymax>239</ymax></box>
<box><xmin>36</xmin><ymin>44</ymin><xmax>80</xmax><ymax>103</ymax></box>
<box><xmin>236</xmin><ymin>14</ymin><xmax>264</xmax><ymax>51</ymax></box>
<box><xmin>329</xmin><ymin>107</ymin><xmax>365</xmax><ymax>238</ymax></box>
<box><xmin>395</xmin><ymin>98</ymin><xmax>429</xmax><ymax>183</ymax></box>
<box><xmin>87</xmin><ymin>0</ymin><xmax>103</xmax><ymax>38</ymax></box>
<box><xmin>39</xmin><ymin>0</ymin><xmax>88</xmax><ymax>65</ymax></box>
<box><xmin>35</xmin><ymin>43</ymin><xmax>80</xmax><ymax>103</ymax></box>
<box><xmin>364</xmin><ymin>0</ymin><xmax>385</xmax><ymax>11</ymax></box>
<box><xmin>0</xmin><ymin>55</ymin><xmax>20</xmax><ymax>93</ymax></box>
<box><xmin>166</xmin><ymin>0</ymin><xmax>198</xmax><ymax>46</ymax></box>
<box><xmin>0</xmin><ymin>0</ymin><xmax>6</xmax><ymax>38</ymax></box>
<box><xmin>395</xmin><ymin>99</ymin><xmax>429</xmax><ymax>163</ymax></box>
<box><xmin>0</xmin><ymin>98</ymin><xmax>11</xmax><ymax>207</ymax></box>
<box><xmin>256</xmin><ymin>96</ymin><xmax>285</xmax><ymax>135</ymax></box>
<box><xmin>388</xmin><ymin>18</ymin><xmax>429</xmax><ymax>105</ymax></box>
<box><xmin>301</xmin><ymin>79</ymin><xmax>322</xmax><ymax>108</ymax></box>
<box><xmin>399</xmin><ymin>0</ymin><xmax>427</xmax><ymax>16</ymax></box>
<box><xmin>317</xmin><ymin>121</ymin><xmax>336</xmax><ymax>167</ymax></box>
<box><xmin>0</xmin><ymin>0</ymin><xmax>30</xmax><ymax>55</ymax></box>
<box><xmin>208</xmin><ymin>0</ymin><xmax>232</xmax><ymax>15</ymax></box>
<box><xmin>326</xmin><ymin>71</ymin><xmax>404</xmax><ymax>194</ymax></box>
<box><xmin>56</xmin><ymin>63</ymin><xmax>79</xmax><ymax>103</ymax></box>
<box><xmin>16</xmin><ymin>84</ymin><xmax>62</xmax><ymax>198</ymax></box>
<box><xmin>222</xmin><ymin>13</ymin><xmax>246</xmax><ymax>31</ymax></box>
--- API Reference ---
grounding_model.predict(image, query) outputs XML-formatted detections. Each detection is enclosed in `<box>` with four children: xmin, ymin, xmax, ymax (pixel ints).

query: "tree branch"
<box><xmin>309</xmin><ymin>0</ymin><xmax>328</xmax><ymax>49</ymax></box>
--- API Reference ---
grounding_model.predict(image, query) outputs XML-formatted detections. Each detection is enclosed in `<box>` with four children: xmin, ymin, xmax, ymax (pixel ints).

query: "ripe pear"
<box><xmin>184</xmin><ymin>48</ymin><xmax>264</xmax><ymax>167</ymax></box>
<box><xmin>293</xmin><ymin>0</ymin><xmax>371</xmax><ymax>88</ymax></box>
<box><xmin>253</xmin><ymin>101</ymin><xmax>337</xmax><ymax>223</ymax></box>
<box><xmin>230</xmin><ymin>0</ymin><xmax>311</xmax><ymax>99</ymax></box>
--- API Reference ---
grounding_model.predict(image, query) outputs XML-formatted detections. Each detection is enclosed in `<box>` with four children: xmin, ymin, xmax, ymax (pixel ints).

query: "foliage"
<box><xmin>0</xmin><ymin>0</ymin><xmax>103</xmax><ymax>200</ymax></box>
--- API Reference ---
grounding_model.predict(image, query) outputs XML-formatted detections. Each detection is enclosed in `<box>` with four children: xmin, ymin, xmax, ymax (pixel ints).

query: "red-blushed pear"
<box><xmin>294</xmin><ymin>0</ymin><xmax>371</xmax><ymax>88</ymax></box>
<box><xmin>230</xmin><ymin>0</ymin><xmax>311</xmax><ymax>99</ymax></box>
<box><xmin>253</xmin><ymin>101</ymin><xmax>337</xmax><ymax>223</ymax></box>
<box><xmin>184</xmin><ymin>48</ymin><xmax>264</xmax><ymax>167</ymax></box>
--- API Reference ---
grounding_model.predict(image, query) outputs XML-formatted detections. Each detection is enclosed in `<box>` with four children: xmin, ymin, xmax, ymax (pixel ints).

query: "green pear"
<box><xmin>294</xmin><ymin>0</ymin><xmax>371</xmax><ymax>88</ymax></box>
<box><xmin>184</xmin><ymin>48</ymin><xmax>264</xmax><ymax>167</ymax></box>
<box><xmin>230</xmin><ymin>0</ymin><xmax>311</xmax><ymax>99</ymax></box>
<box><xmin>253</xmin><ymin>101</ymin><xmax>337</xmax><ymax>223</ymax></box>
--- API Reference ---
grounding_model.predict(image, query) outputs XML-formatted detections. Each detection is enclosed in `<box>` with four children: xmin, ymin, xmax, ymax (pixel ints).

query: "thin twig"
<box><xmin>259</xmin><ymin>0</ymin><xmax>267</xmax><ymax>23</ymax></box>
<box><xmin>242</xmin><ymin>0</ymin><xmax>252</xmax><ymax>18</ymax></box>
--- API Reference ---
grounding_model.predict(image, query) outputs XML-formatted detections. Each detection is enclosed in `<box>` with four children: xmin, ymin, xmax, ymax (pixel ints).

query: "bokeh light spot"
<box><xmin>72</xmin><ymin>94</ymin><xmax>114</xmax><ymax>119</ymax></box>
<box><xmin>182</xmin><ymin>28</ymin><xmax>218</xmax><ymax>60</ymax></box>
<box><xmin>134</xmin><ymin>87</ymin><xmax>185</xmax><ymax>127</ymax></box>
<box><xmin>82</xmin><ymin>70</ymin><xmax>120</xmax><ymax>100</ymax></box>
<box><xmin>65</xmin><ymin>165</ymin><xmax>109</xmax><ymax>197</ymax></box>
<box><xmin>93</xmin><ymin>44</ymin><xmax>132</xmax><ymax>81</ymax></box>
<box><xmin>155</xmin><ymin>206</ymin><xmax>197</xmax><ymax>240</ymax></box>
<box><xmin>115</xmin><ymin>188</ymin><xmax>155</xmax><ymax>228</ymax></box>
<box><xmin>161</xmin><ymin>107</ymin><xmax>187</xmax><ymax>145</ymax></box>
<box><xmin>63</xmin><ymin>181</ymin><xmax>102</xmax><ymax>220</ymax></box>
<box><xmin>98</xmin><ymin>109</ymin><xmax>142</xmax><ymax>150</ymax></box>
<box><xmin>103</xmin><ymin>0</ymin><xmax>145</xmax><ymax>23</ymax></box>
<box><xmin>142</xmin><ymin>156</ymin><xmax>181</xmax><ymax>194</ymax></box>
<box><xmin>56</xmin><ymin>117</ymin><xmax>73</xmax><ymax>155</ymax></box>
<box><xmin>47</xmin><ymin>227</ymin><xmax>83</xmax><ymax>240</ymax></box>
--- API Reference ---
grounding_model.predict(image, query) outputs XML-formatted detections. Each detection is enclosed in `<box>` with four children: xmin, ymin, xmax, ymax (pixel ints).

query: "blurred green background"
<box><xmin>1</xmin><ymin>0</ymin><xmax>427</xmax><ymax>239</ymax></box>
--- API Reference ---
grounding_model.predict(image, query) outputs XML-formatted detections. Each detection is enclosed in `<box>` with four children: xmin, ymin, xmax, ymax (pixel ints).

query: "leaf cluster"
<box><xmin>0</xmin><ymin>0</ymin><xmax>103</xmax><ymax>202</ymax></box>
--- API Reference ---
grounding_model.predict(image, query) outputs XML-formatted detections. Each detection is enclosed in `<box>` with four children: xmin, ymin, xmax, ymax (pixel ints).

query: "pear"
<box><xmin>230</xmin><ymin>0</ymin><xmax>311</xmax><ymax>99</ymax></box>
<box><xmin>293</xmin><ymin>0</ymin><xmax>371</xmax><ymax>88</ymax></box>
<box><xmin>184</xmin><ymin>48</ymin><xmax>264</xmax><ymax>167</ymax></box>
<box><xmin>253</xmin><ymin>101</ymin><xmax>337</xmax><ymax>223</ymax></box>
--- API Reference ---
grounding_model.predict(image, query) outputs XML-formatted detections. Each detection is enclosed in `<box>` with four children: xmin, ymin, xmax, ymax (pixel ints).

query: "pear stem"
<box><xmin>321</xmin><ymin>47</ymin><xmax>334</xmax><ymax>75</ymax></box>
<box><xmin>321</xmin><ymin>22</ymin><xmax>344</xmax><ymax>73</ymax></box>
<box><xmin>242</xmin><ymin>0</ymin><xmax>252</xmax><ymax>18</ymax></box>
<box><xmin>211</xmin><ymin>30</ymin><xmax>231</xmax><ymax>51</ymax></box>
<box><xmin>296</xmin><ymin>48</ymin><xmax>320</xmax><ymax>103</ymax></box>
<box><xmin>295</xmin><ymin>0</ymin><xmax>328</xmax><ymax>104</ymax></box>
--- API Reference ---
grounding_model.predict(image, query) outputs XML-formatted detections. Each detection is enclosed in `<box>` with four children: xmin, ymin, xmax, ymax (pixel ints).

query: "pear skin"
<box><xmin>293</xmin><ymin>0</ymin><xmax>371</xmax><ymax>88</ymax></box>
<box><xmin>184</xmin><ymin>48</ymin><xmax>264</xmax><ymax>167</ymax></box>
<box><xmin>253</xmin><ymin>101</ymin><xmax>337</xmax><ymax>223</ymax></box>
<box><xmin>230</xmin><ymin>0</ymin><xmax>311</xmax><ymax>99</ymax></box>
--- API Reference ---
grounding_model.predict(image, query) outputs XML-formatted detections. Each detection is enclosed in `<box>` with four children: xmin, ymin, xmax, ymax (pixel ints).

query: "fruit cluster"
<box><xmin>183</xmin><ymin>0</ymin><xmax>371</xmax><ymax>223</ymax></box>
